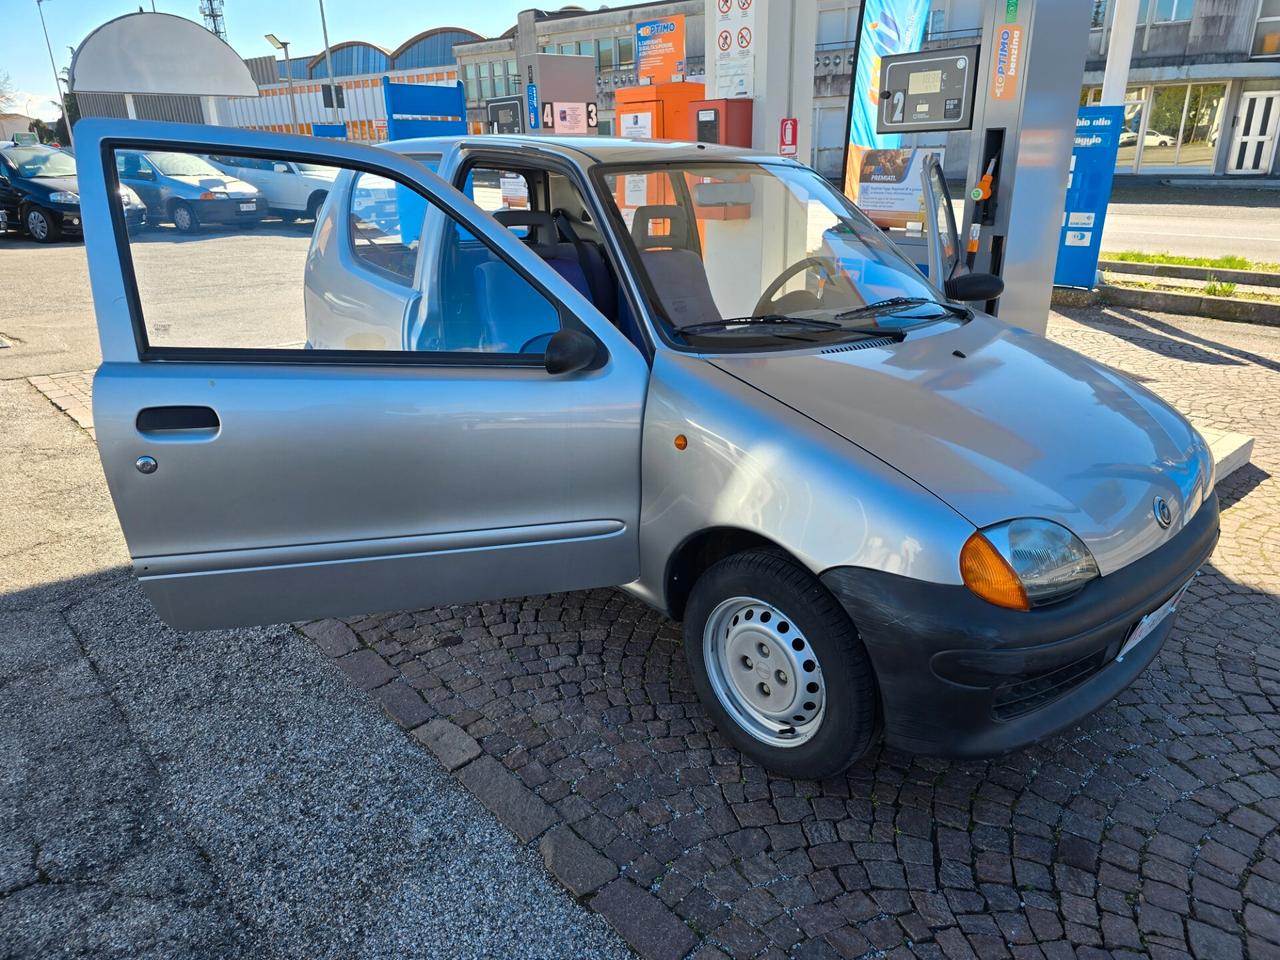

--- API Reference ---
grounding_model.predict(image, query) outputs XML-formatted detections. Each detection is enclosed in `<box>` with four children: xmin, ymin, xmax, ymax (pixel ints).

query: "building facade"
<box><xmin>452</xmin><ymin>2</ymin><xmax>706</xmax><ymax>136</ymax></box>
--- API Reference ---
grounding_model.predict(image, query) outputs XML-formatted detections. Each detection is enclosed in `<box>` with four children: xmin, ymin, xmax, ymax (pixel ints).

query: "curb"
<box><xmin>1052</xmin><ymin>283</ymin><xmax>1280</xmax><ymax>327</ymax></box>
<box><xmin>301</xmin><ymin>620</ymin><xmax>697</xmax><ymax>960</ymax></box>
<box><xmin>1098</xmin><ymin>260</ymin><xmax>1280</xmax><ymax>290</ymax></box>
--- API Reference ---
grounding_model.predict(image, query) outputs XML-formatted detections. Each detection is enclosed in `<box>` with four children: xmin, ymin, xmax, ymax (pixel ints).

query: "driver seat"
<box><xmin>630</xmin><ymin>205</ymin><xmax>721</xmax><ymax>329</ymax></box>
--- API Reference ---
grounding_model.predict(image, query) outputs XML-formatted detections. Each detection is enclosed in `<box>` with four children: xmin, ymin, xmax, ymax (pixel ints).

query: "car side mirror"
<box><xmin>273</xmin><ymin>162</ymin><xmax>291</xmax><ymax>174</ymax></box>
<box><xmin>543</xmin><ymin>328</ymin><xmax>598</xmax><ymax>375</ymax></box>
<box><xmin>944</xmin><ymin>272</ymin><xmax>1004</xmax><ymax>302</ymax></box>
<box><xmin>135</xmin><ymin>168</ymin><xmax>155</xmax><ymax>181</ymax></box>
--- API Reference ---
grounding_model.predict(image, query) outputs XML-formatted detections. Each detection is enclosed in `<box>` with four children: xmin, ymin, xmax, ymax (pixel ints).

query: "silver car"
<box><xmin>78</xmin><ymin>120</ymin><xmax>1218</xmax><ymax>779</ymax></box>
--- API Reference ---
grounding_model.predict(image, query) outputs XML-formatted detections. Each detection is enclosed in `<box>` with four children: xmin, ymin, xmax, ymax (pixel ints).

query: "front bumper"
<box><xmin>193</xmin><ymin>196</ymin><xmax>266</xmax><ymax>224</ymax></box>
<box><xmin>821</xmin><ymin>493</ymin><xmax>1219</xmax><ymax>758</ymax></box>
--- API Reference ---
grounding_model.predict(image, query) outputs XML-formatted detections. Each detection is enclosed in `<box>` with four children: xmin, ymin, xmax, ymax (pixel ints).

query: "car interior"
<box><xmin>462</xmin><ymin>163</ymin><xmax>646</xmax><ymax>351</ymax></box>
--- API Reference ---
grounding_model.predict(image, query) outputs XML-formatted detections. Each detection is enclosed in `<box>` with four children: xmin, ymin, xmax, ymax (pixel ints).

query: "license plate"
<box><xmin>239</xmin><ymin>202</ymin><xmax>255</xmax><ymax>212</ymax></box>
<box><xmin>1116</xmin><ymin>577</ymin><xmax>1193</xmax><ymax>661</ymax></box>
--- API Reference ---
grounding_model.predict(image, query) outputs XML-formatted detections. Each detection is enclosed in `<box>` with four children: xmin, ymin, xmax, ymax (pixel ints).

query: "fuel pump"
<box><xmin>845</xmin><ymin>0</ymin><xmax>1094</xmax><ymax>333</ymax></box>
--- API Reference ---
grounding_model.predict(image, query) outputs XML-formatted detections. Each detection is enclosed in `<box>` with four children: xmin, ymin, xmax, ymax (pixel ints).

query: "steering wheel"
<box><xmin>752</xmin><ymin>257</ymin><xmax>840</xmax><ymax>317</ymax></box>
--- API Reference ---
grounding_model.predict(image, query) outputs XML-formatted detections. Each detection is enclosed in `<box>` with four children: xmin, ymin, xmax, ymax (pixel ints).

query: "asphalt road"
<box><xmin>1102</xmin><ymin>182</ymin><xmax>1280</xmax><ymax>263</ymax></box>
<box><xmin>0</xmin><ymin>227</ymin><xmax>630</xmax><ymax>958</ymax></box>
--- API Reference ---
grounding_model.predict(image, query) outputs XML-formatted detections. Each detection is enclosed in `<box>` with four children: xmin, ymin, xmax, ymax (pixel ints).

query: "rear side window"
<box><xmin>349</xmin><ymin>173</ymin><xmax>426</xmax><ymax>284</ymax></box>
<box><xmin>106</xmin><ymin>145</ymin><xmax>562</xmax><ymax>361</ymax></box>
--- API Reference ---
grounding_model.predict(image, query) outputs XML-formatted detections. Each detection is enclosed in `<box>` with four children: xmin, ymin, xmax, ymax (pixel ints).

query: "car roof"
<box><xmin>375</xmin><ymin>134</ymin><xmax>804</xmax><ymax>168</ymax></box>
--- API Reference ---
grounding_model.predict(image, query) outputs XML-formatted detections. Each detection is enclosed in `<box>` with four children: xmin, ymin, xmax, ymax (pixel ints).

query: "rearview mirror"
<box><xmin>944</xmin><ymin>272</ymin><xmax>1004</xmax><ymax>302</ymax></box>
<box><xmin>543</xmin><ymin>328</ymin><xmax>598</xmax><ymax>375</ymax></box>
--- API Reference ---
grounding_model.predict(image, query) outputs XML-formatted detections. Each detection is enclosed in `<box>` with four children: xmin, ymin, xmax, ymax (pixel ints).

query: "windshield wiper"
<box><xmin>680</xmin><ymin>314</ymin><xmax>843</xmax><ymax>335</ymax></box>
<box><xmin>834</xmin><ymin>297</ymin><xmax>970</xmax><ymax>324</ymax></box>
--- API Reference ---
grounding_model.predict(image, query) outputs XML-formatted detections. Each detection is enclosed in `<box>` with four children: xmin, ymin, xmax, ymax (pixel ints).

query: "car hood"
<box><xmin>167</xmin><ymin>175</ymin><xmax>258</xmax><ymax>195</ymax></box>
<box><xmin>708</xmin><ymin>313</ymin><xmax>1211</xmax><ymax>575</ymax></box>
<box><xmin>24</xmin><ymin>175</ymin><xmax>79</xmax><ymax>196</ymax></box>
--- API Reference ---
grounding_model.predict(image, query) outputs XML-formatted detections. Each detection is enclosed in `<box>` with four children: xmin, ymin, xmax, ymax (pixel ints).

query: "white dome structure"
<box><xmin>71</xmin><ymin>12</ymin><xmax>256</xmax><ymax>96</ymax></box>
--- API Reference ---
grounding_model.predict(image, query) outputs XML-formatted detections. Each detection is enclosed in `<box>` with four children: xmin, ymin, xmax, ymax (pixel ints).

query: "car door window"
<box><xmin>109</xmin><ymin>145</ymin><xmax>560</xmax><ymax>359</ymax></box>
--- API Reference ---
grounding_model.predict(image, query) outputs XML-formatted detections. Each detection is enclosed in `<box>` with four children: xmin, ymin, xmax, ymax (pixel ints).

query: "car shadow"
<box><xmin>1065</xmin><ymin>304</ymin><xmax>1280</xmax><ymax>374</ymax></box>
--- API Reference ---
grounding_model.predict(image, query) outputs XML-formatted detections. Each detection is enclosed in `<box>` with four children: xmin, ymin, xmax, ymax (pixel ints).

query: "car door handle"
<box><xmin>135</xmin><ymin>405</ymin><xmax>220</xmax><ymax>438</ymax></box>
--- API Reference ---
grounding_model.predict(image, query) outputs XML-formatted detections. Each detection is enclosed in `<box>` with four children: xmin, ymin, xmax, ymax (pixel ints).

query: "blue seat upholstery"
<box><xmin>473</xmin><ymin>259</ymin><xmax>560</xmax><ymax>353</ymax></box>
<box><xmin>492</xmin><ymin>210</ymin><xmax>594</xmax><ymax>304</ymax></box>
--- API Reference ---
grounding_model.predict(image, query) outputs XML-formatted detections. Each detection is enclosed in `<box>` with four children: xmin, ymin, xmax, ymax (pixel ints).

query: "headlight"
<box><xmin>960</xmin><ymin>519</ymin><xmax>1099</xmax><ymax>611</ymax></box>
<box><xmin>119</xmin><ymin>187</ymin><xmax>142</xmax><ymax>206</ymax></box>
<box><xmin>48</xmin><ymin>191</ymin><xmax>79</xmax><ymax>204</ymax></box>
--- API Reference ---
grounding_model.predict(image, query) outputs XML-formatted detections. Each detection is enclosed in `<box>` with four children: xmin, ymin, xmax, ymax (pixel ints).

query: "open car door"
<box><xmin>77</xmin><ymin>119</ymin><xmax>648</xmax><ymax>630</ymax></box>
<box><xmin>920</xmin><ymin>154</ymin><xmax>962</xmax><ymax>288</ymax></box>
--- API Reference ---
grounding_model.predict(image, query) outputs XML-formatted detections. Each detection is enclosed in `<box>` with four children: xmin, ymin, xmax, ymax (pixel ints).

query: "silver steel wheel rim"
<box><xmin>27</xmin><ymin>210</ymin><xmax>47</xmax><ymax>239</ymax></box>
<box><xmin>703</xmin><ymin>596</ymin><xmax>826</xmax><ymax>748</ymax></box>
<box><xmin>174</xmin><ymin>206</ymin><xmax>191</xmax><ymax>230</ymax></box>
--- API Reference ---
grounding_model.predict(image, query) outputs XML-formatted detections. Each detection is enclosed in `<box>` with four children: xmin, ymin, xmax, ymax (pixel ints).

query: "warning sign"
<box><xmin>714</xmin><ymin>0</ymin><xmax>755</xmax><ymax>99</ymax></box>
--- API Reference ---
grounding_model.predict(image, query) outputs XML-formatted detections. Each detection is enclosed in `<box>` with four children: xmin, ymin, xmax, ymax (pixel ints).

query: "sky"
<box><xmin>1</xmin><ymin>0</ymin><xmax>536</xmax><ymax>120</ymax></box>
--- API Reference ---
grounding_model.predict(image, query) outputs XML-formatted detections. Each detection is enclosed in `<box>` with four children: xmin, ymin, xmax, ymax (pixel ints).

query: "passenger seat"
<box><xmin>630</xmin><ymin>205</ymin><xmax>721</xmax><ymax>329</ymax></box>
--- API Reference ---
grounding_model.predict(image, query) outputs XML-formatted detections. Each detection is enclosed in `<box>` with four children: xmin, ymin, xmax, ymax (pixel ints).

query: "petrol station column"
<box><xmin>702</xmin><ymin>0</ymin><xmax>818</xmax><ymax>157</ymax></box>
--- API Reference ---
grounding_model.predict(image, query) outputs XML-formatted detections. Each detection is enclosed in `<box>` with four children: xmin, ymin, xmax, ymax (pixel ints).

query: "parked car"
<box><xmin>207</xmin><ymin>154</ymin><xmax>337</xmax><ymax>220</ymax></box>
<box><xmin>1119</xmin><ymin>129</ymin><xmax>1175</xmax><ymax>148</ymax></box>
<box><xmin>115</xmin><ymin>149</ymin><xmax>266</xmax><ymax>233</ymax></box>
<box><xmin>0</xmin><ymin>143</ymin><xmax>146</xmax><ymax>241</ymax></box>
<box><xmin>77</xmin><ymin>120</ymin><xmax>1219</xmax><ymax>778</ymax></box>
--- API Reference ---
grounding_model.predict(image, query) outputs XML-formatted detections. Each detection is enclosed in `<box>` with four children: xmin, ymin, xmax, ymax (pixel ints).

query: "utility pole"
<box><xmin>34</xmin><ymin>0</ymin><xmax>72</xmax><ymax>147</ymax></box>
<box><xmin>266</xmin><ymin>34</ymin><xmax>301</xmax><ymax>133</ymax></box>
<box><xmin>317</xmin><ymin>0</ymin><xmax>339</xmax><ymax>124</ymax></box>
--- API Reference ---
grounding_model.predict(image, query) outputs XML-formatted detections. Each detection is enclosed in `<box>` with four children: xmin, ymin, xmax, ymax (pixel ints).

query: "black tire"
<box><xmin>24</xmin><ymin>205</ymin><xmax>60</xmax><ymax>243</ymax></box>
<box><xmin>684</xmin><ymin>550</ymin><xmax>880</xmax><ymax>778</ymax></box>
<box><xmin>305</xmin><ymin>190</ymin><xmax>327</xmax><ymax>221</ymax></box>
<box><xmin>171</xmin><ymin>200</ymin><xmax>200</xmax><ymax>234</ymax></box>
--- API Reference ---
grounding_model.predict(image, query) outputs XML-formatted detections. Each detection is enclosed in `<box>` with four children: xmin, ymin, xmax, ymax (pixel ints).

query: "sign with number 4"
<box><xmin>542</xmin><ymin>103</ymin><xmax>555</xmax><ymax>129</ymax></box>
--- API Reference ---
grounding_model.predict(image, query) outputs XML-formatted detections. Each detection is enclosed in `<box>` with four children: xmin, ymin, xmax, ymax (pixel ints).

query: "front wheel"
<box><xmin>25</xmin><ymin>206</ymin><xmax>60</xmax><ymax>243</ymax></box>
<box><xmin>684</xmin><ymin>551</ymin><xmax>880</xmax><ymax>778</ymax></box>
<box><xmin>171</xmin><ymin>200</ymin><xmax>200</xmax><ymax>234</ymax></box>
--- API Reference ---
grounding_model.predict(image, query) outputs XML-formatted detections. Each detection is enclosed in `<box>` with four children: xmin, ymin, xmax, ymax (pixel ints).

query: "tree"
<box><xmin>0</xmin><ymin>71</ymin><xmax>15</xmax><ymax>112</ymax></box>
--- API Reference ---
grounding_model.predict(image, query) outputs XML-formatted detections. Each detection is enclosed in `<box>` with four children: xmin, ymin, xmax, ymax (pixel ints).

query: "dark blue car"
<box><xmin>0</xmin><ymin>143</ymin><xmax>147</xmax><ymax>242</ymax></box>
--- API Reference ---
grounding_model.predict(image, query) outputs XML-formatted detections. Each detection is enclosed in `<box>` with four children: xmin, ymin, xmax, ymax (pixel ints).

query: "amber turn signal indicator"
<box><xmin>960</xmin><ymin>533</ymin><xmax>1029</xmax><ymax>611</ymax></box>
<box><xmin>674</xmin><ymin>434</ymin><xmax>688</xmax><ymax>450</ymax></box>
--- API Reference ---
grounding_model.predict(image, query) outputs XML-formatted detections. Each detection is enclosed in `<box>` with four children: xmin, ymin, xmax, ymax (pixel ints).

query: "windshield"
<box><xmin>600</xmin><ymin>162</ymin><xmax>958</xmax><ymax>349</ymax></box>
<box><xmin>2</xmin><ymin>146</ymin><xmax>76</xmax><ymax>179</ymax></box>
<box><xmin>147</xmin><ymin>152</ymin><xmax>222</xmax><ymax>177</ymax></box>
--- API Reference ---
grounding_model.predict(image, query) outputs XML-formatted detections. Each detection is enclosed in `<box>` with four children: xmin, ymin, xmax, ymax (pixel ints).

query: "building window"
<box><xmin>618</xmin><ymin>36</ymin><xmax>635</xmax><ymax>66</ymax></box>
<box><xmin>463</xmin><ymin>63</ymin><xmax>478</xmax><ymax>103</ymax></box>
<box><xmin>598</xmin><ymin>38</ymin><xmax>615</xmax><ymax>70</ymax></box>
<box><xmin>1090</xmin><ymin>0</ymin><xmax>1108</xmax><ymax>28</ymax></box>
<box><xmin>1255</xmin><ymin>0</ymin><xmax>1280</xmax><ymax>56</ymax></box>
<box><xmin>560</xmin><ymin>42</ymin><xmax>575</xmax><ymax>55</ymax></box>
<box><xmin>926</xmin><ymin>8</ymin><xmax>947</xmax><ymax>38</ymax></box>
<box><xmin>1139</xmin><ymin>0</ymin><xmax>1195</xmax><ymax>23</ymax></box>
<box><xmin>578</xmin><ymin>39</ymin><xmax>595</xmax><ymax>58</ymax></box>
<box><xmin>1094</xmin><ymin>82</ymin><xmax>1225</xmax><ymax>172</ymax></box>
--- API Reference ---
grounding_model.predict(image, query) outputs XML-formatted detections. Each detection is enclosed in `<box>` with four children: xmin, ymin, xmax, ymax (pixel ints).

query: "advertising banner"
<box><xmin>713</xmin><ymin>0</ymin><xmax>755</xmax><ymax>99</ymax></box>
<box><xmin>852</xmin><ymin>147</ymin><xmax>943</xmax><ymax>230</ymax></box>
<box><xmin>842</xmin><ymin>0</ymin><xmax>932</xmax><ymax>220</ymax></box>
<box><xmin>636</xmin><ymin>15</ymin><xmax>686</xmax><ymax>85</ymax></box>
<box><xmin>1054</xmin><ymin>106</ymin><xmax>1124</xmax><ymax>289</ymax></box>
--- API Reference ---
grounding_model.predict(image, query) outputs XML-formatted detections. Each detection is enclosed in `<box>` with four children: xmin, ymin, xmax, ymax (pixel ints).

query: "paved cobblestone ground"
<box><xmin>305</xmin><ymin>307</ymin><xmax>1280</xmax><ymax>960</ymax></box>
<box><xmin>28</xmin><ymin>307</ymin><xmax>1280</xmax><ymax>959</ymax></box>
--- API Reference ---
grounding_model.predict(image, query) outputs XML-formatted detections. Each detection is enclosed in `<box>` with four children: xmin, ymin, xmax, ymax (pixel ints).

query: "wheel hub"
<box><xmin>704</xmin><ymin>597</ymin><xmax>825</xmax><ymax>748</ymax></box>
